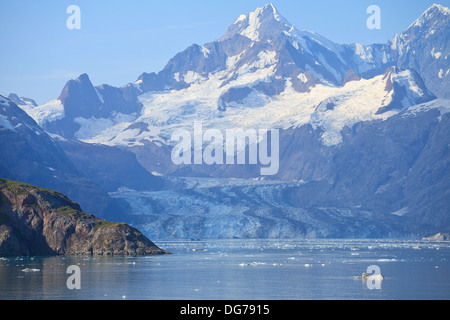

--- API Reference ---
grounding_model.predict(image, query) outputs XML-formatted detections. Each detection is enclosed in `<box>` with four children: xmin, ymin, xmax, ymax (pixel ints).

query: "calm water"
<box><xmin>0</xmin><ymin>239</ymin><xmax>449</xmax><ymax>300</ymax></box>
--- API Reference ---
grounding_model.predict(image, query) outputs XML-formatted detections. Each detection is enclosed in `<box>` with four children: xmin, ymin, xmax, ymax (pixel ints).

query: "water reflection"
<box><xmin>0</xmin><ymin>239</ymin><xmax>449</xmax><ymax>300</ymax></box>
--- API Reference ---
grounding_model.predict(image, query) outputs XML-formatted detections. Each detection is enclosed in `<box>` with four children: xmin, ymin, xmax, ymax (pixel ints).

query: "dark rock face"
<box><xmin>342</xmin><ymin>69</ymin><xmax>361</xmax><ymax>85</ymax></box>
<box><xmin>58</xmin><ymin>73</ymin><xmax>103</xmax><ymax>120</ymax></box>
<box><xmin>0</xmin><ymin>179</ymin><xmax>168</xmax><ymax>257</ymax></box>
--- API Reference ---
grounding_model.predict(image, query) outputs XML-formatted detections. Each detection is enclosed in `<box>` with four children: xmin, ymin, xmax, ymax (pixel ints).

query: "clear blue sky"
<box><xmin>0</xmin><ymin>0</ymin><xmax>447</xmax><ymax>104</ymax></box>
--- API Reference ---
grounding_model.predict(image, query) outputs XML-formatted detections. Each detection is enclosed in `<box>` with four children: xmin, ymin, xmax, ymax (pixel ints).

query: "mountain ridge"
<box><xmin>20</xmin><ymin>3</ymin><xmax>449</xmax><ymax>145</ymax></box>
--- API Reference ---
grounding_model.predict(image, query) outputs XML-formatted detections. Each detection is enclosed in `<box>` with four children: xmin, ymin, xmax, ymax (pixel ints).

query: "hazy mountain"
<box><xmin>347</xmin><ymin>4</ymin><xmax>450</xmax><ymax>99</ymax></box>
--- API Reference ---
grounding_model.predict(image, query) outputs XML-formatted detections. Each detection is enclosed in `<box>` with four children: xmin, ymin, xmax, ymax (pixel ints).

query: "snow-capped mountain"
<box><xmin>32</xmin><ymin>73</ymin><xmax>142</xmax><ymax>140</ymax></box>
<box><xmin>4</xmin><ymin>3</ymin><xmax>450</xmax><ymax>239</ymax></box>
<box><xmin>26</xmin><ymin>3</ymin><xmax>448</xmax><ymax>150</ymax></box>
<box><xmin>136</xmin><ymin>3</ymin><xmax>349</xmax><ymax>94</ymax></box>
<box><xmin>348</xmin><ymin>3</ymin><xmax>450</xmax><ymax>99</ymax></box>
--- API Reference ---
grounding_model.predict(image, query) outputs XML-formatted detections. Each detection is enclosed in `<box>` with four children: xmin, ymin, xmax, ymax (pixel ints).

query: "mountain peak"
<box><xmin>75</xmin><ymin>73</ymin><xmax>91</xmax><ymax>84</ymax></box>
<box><xmin>58</xmin><ymin>73</ymin><xmax>95</xmax><ymax>101</ymax></box>
<box><xmin>427</xmin><ymin>3</ymin><xmax>450</xmax><ymax>15</ymax></box>
<box><xmin>224</xmin><ymin>3</ymin><xmax>291</xmax><ymax>42</ymax></box>
<box><xmin>408</xmin><ymin>3</ymin><xmax>449</xmax><ymax>29</ymax></box>
<box><xmin>57</xmin><ymin>73</ymin><xmax>103</xmax><ymax>120</ymax></box>
<box><xmin>260</xmin><ymin>3</ymin><xmax>277</xmax><ymax>15</ymax></box>
<box><xmin>233</xmin><ymin>3</ymin><xmax>279</xmax><ymax>22</ymax></box>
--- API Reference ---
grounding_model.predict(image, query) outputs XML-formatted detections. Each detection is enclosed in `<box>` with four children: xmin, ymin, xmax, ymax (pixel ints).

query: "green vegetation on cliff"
<box><xmin>0</xmin><ymin>178</ymin><xmax>168</xmax><ymax>257</ymax></box>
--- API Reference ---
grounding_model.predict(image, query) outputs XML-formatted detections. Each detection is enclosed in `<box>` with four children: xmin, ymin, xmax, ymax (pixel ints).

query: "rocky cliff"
<box><xmin>0</xmin><ymin>179</ymin><xmax>168</xmax><ymax>257</ymax></box>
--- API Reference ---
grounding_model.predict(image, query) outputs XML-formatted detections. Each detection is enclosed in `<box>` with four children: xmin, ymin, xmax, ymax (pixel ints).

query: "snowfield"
<box><xmin>84</xmin><ymin>70</ymin><xmax>423</xmax><ymax>147</ymax></box>
<box><xmin>21</xmin><ymin>99</ymin><xmax>65</xmax><ymax>125</ymax></box>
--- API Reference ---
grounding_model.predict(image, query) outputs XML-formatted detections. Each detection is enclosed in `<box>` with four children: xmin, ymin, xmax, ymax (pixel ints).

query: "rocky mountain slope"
<box><xmin>353</xmin><ymin>3</ymin><xmax>450</xmax><ymax>99</ymax></box>
<box><xmin>0</xmin><ymin>178</ymin><xmax>168</xmax><ymax>256</ymax></box>
<box><xmin>0</xmin><ymin>93</ymin><xmax>162</xmax><ymax>221</ymax></box>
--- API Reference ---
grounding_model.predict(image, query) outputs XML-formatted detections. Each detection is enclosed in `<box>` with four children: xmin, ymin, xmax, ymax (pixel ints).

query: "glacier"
<box><xmin>108</xmin><ymin>176</ymin><xmax>407</xmax><ymax>240</ymax></box>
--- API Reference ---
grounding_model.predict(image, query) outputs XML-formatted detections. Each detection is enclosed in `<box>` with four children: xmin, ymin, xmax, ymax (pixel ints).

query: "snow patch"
<box><xmin>201</xmin><ymin>46</ymin><xmax>211</xmax><ymax>58</ymax></box>
<box><xmin>431</xmin><ymin>48</ymin><xmax>442</xmax><ymax>59</ymax></box>
<box><xmin>297</xmin><ymin>73</ymin><xmax>308</xmax><ymax>83</ymax></box>
<box><xmin>240</xmin><ymin>50</ymin><xmax>277</xmax><ymax>71</ymax></box>
<box><xmin>0</xmin><ymin>114</ymin><xmax>14</xmax><ymax>130</ymax></box>
<box><xmin>74</xmin><ymin>112</ymin><xmax>137</xmax><ymax>142</ymax></box>
<box><xmin>184</xmin><ymin>71</ymin><xmax>205</xmax><ymax>84</ymax></box>
<box><xmin>95</xmin><ymin>88</ymin><xmax>104</xmax><ymax>104</ymax></box>
<box><xmin>235</xmin><ymin>14</ymin><xmax>247</xmax><ymax>23</ymax></box>
<box><xmin>22</xmin><ymin>99</ymin><xmax>65</xmax><ymax>125</ymax></box>
<box><xmin>240</xmin><ymin>7</ymin><xmax>263</xmax><ymax>41</ymax></box>
<box><xmin>226</xmin><ymin>54</ymin><xmax>241</xmax><ymax>69</ymax></box>
<box><xmin>46</xmin><ymin>131</ymin><xmax>67</xmax><ymax>141</ymax></box>
<box><xmin>391</xmin><ymin>207</ymin><xmax>408</xmax><ymax>217</ymax></box>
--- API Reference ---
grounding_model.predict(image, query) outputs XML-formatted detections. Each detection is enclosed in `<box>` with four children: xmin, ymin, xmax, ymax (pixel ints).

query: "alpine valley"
<box><xmin>1</xmin><ymin>3</ymin><xmax>449</xmax><ymax>240</ymax></box>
